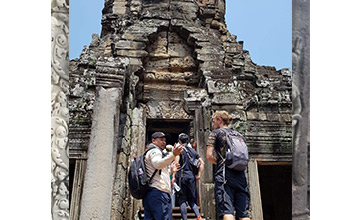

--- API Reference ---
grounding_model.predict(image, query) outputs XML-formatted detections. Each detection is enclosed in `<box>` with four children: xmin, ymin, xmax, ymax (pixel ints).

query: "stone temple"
<box><xmin>68</xmin><ymin>0</ymin><xmax>292</xmax><ymax>219</ymax></box>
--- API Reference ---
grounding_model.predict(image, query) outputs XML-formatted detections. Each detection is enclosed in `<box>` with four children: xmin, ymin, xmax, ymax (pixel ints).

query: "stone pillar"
<box><xmin>292</xmin><ymin>0</ymin><xmax>310</xmax><ymax>219</ymax></box>
<box><xmin>247</xmin><ymin>160</ymin><xmax>263</xmax><ymax>220</ymax></box>
<box><xmin>51</xmin><ymin>0</ymin><xmax>70</xmax><ymax>219</ymax></box>
<box><xmin>79</xmin><ymin>87</ymin><xmax>121</xmax><ymax>220</ymax></box>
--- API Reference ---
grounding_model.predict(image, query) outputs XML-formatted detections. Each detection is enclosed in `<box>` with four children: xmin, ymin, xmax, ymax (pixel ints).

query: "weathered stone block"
<box><xmin>115</xmin><ymin>40</ymin><xmax>146</xmax><ymax>50</ymax></box>
<box><xmin>247</xmin><ymin>112</ymin><xmax>267</xmax><ymax>121</ymax></box>
<box><xmin>170</xmin><ymin>56</ymin><xmax>195</xmax><ymax>68</ymax></box>
<box><xmin>128</xmin><ymin>58</ymin><xmax>142</xmax><ymax>66</ymax></box>
<box><xmin>168</xmin><ymin>43</ymin><xmax>192</xmax><ymax>57</ymax></box>
<box><xmin>113</xmin><ymin>1</ymin><xmax>128</xmax><ymax>15</ymax></box>
<box><xmin>266</xmin><ymin>113</ymin><xmax>280</xmax><ymax>121</ymax></box>
<box><xmin>212</xmin><ymin>92</ymin><xmax>242</xmax><ymax>104</ymax></box>
<box><xmin>199</xmin><ymin>60</ymin><xmax>224</xmax><ymax>70</ymax></box>
<box><xmin>197</xmin><ymin>53</ymin><xmax>224</xmax><ymax>62</ymax></box>
<box><xmin>116</xmin><ymin>49</ymin><xmax>148</xmax><ymax>58</ymax></box>
<box><xmin>142</xmin><ymin>19</ymin><xmax>170</xmax><ymax>28</ymax></box>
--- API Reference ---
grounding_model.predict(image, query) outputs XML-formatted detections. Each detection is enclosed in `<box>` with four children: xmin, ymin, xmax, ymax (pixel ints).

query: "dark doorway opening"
<box><xmin>146</xmin><ymin>119</ymin><xmax>191</xmax><ymax>145</ymax></box>
<box><xmin>69</xmin><ymin>159</ymin><xmax>76</xmax><ymax>205</ymax></box>
<box><xmin>258</xmin><ymin>164</ymin><xmax>292</xmax><ymax>220</ymax></box>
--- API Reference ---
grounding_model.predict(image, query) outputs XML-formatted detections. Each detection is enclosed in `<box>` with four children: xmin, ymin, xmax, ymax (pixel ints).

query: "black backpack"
<box><xmin>128</xmin><ymin>146</ymin><xmax>161</xmax><ymax>199</ymax></box>
<box><xmin>218</xmin><ymin>128</ymin><xmax>249</xmax><ymax>171</ymax></box>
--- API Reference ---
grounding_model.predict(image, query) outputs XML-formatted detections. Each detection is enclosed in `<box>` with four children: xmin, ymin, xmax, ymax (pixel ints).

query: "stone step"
<box><xmin>139</xmin><ymin>207</ymin><xmax>205</xmax><ymax>220</ymax></box>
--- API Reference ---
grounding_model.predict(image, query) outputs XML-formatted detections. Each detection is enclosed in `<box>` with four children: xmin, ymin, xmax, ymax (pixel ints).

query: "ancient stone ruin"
<box><xmin>68</xmin><ymin>0</ymin><xmax>292</xmax><ymax>219</ymax></box>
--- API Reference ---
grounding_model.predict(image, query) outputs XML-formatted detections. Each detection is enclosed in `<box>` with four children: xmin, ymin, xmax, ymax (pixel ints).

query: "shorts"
<box><xmin>143</xmin><ymin>187</ymin><xmax>172</xmax><ymax>220</ymax></box>
<box><xmin>214</xmin><ymin>169</ymin><xmax>250</xmax><ymax>219</ymax></box>
<box><xmin>178</xmin><ymin>176</ymin><xmax>197</xmax><ymax>205</ymax></box>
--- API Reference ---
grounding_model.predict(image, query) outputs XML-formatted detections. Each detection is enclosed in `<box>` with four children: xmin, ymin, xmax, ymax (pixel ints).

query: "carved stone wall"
<box><xmin>51</xmin><ymin>0</ymin><xmax>70</xmax><ymax>220</ymax></box>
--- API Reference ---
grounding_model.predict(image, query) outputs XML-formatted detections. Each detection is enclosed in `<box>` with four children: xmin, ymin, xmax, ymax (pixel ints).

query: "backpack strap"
<box><xmin>176</xmin><ymin>150</ymin><xmax>186</xmax><ymax>183</ymax></box>
<box><xmin>183</xmin><ymin>145</ymin><xmax>194</xmax><ymax>162</ymax></box>
<box><xmin>144</xmin><ymin>145</ymin><xmax>163</xmax><ymax>177</ymax></box>
<box><xmin>148</xmin><ymin>169</ymin><xmax>158</xmax><ymax>182</ymax></box>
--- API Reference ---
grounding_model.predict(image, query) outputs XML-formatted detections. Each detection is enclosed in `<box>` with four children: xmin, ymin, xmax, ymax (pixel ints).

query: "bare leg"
<box><xmin>223</xmin><ymin>214</ymin><xmax>235</xmax><ymax>220</ymax></box>
<box><xmin>222</xmin><ymin>215</ymin><xmax>250</xmax><ymax>220</ymax></box>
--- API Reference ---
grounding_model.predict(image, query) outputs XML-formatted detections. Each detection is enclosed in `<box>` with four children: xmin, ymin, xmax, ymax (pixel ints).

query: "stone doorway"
<box><xmin>258</xmin><ymin>163</ymin><xmax>292</xmax><ymax>220</ymax></box>
<box><xmin>145</xmin><ymin>118</ymin><xmax>204</xmax><ymax>211</ymax></box>
<box><xmin>146</xmin><ymin>119</ymin><xmax>192</xmax><ymax>145</ymax></box>
<box><xmin>69</xmin><ymin>158</ymin><xmax>86</xmax><ymax>220</ymax></box>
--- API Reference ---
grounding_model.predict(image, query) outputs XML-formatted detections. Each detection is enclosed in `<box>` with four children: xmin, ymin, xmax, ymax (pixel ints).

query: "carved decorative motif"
<box><xmin>51</xmin><ymin>0</ymin><xmax>70</xmax><ymax>220</ymax></box>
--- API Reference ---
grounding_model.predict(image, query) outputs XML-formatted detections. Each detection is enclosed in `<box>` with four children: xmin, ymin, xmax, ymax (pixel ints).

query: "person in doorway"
<box><xmin>175</xmin><ymin>133</ymin><xmax>205</xmax><ymax>220</ymax></box>
<box><xmin>166</xmin><ymin>144</ymin><xmax>181</xmax><ymax>208</ymax></box>
<box><xmin>206</xmin><ymin>111</ymin><xmax>250</xmax><ymax>220</ymax></box>
<box><xmin>143</xmin><ymin>132</ymin><xmax>183</xmax><ymax>220</ymax></box>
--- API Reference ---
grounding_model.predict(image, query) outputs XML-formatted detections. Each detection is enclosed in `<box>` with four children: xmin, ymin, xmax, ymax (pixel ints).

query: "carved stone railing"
<box><xmin>51</xmin><ymin>0</ymin><xmax>69</xmax><ymax>220</ymax></box>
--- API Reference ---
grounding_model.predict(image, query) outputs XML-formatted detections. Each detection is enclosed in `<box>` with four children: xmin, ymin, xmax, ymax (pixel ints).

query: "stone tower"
<box><xmin>68</xmin><ymin>0</ymin><xmax>292</xmax><ymax>219</ymax></box>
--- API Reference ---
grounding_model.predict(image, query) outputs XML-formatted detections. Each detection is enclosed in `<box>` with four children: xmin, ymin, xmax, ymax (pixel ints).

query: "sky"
<box><xmin>69</xmin><ymin>0</ymin><xmax>291</xmax><ymax>71</ymax></box>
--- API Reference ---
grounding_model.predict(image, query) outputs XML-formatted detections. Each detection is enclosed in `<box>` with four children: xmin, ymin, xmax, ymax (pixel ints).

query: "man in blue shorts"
<box><xmin>206</xmin><ymin>111</ymin><xmax>250</xmax><ymax>220</ymax></box>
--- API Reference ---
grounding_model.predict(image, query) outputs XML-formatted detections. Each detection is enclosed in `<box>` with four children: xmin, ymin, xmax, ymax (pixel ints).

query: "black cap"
<box><xmin>151</xmin><ymin>132</ymin><xmax>166</xmax><ymax>139</ymax></box>
<box><xmin>178</xmin><ymin>133</ymin><xmax>189</xmax><ymax>144</ymax></box>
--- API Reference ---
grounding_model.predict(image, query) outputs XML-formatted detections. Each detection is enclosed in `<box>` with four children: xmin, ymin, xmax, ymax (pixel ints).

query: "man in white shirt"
<box><xmin>143</xmin><ymin>132</ymin><xmax>183</xmax><ymax>220</ymax></box>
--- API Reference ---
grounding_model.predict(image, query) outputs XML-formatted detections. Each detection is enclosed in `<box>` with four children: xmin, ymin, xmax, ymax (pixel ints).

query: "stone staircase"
<box><xmin>139</xmin><ymin>207</ymin><xmax>205</xmax><ymax>220</ymax></box>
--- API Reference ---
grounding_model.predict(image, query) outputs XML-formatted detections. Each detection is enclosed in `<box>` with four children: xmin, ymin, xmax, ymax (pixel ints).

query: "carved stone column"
<box><xmin>292</xmin><ymin>0</ymin><xmax>310</xmax><ymax>219</ymax></box>
<box><xmin>79</xmin><ymin>87</ymin><xmax>121</xmax><ymax>220</ymax></box>
<box><xmin>51</xmin><ymin>0</ymin><xmax>70</xmax><ymax>220</ymax></box>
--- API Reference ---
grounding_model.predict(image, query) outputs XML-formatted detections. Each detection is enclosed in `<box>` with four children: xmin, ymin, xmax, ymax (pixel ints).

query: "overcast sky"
<box><xmin>69</xmin><ymin>0</ymin><xmax>291</xmax><ymax>71</ymax></box>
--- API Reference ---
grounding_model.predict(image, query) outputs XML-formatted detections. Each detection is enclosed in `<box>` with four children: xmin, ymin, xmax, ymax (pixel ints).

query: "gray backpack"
<box><xmin>219</xmin><ymin>128</ymin><xmax>249</xmax><ymax>171</ymax></box>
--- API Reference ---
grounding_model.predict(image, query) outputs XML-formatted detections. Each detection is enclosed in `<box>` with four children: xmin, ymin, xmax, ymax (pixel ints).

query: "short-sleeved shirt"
<box><xmin>207</xmin><ymin>128</ymin><xmax>247</xmax><ymax>180</ymax></box>
<box><xmin>207</xmin><ymin>128</ymin><xmax>232</xmax><ymax>175</ymax></box>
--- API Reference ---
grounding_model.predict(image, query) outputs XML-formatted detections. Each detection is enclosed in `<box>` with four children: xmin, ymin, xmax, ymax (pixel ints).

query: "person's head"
<box><xmin>212</xmin><ymin>110</ymin><xmax>232</xmax><ymax>129</ymax></box>
<box><xmin>145</xmin><ymin>141</ymin><xmax>152</xmax><ymax>151</ymax></box>
<box><xmin>151</xmin><ymin>132</ymin><xmax>166</xmax><ymax>149</ymax></box>
<box><xmin>178</xmin><ymin>133</ymin><xmax>189</xmax><ymax>145</ymax></box>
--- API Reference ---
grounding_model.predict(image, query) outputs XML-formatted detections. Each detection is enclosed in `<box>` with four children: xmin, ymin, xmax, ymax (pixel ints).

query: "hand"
<box><xmin>196</xmin><ymin>175</ymin><xmax>201</xmax><ymax>181</ymax></box>
<box><xmin>173</xmin><ymin>143</ymin><xmax>183</xmax><ymax>157</ymax></box>
<box><xmin>170</xmin><ymin>161</ymin><xmax>180</xmax><ymax>174</ymax></box>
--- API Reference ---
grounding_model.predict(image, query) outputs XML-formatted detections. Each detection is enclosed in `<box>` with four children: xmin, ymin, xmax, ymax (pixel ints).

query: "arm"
<box><xmin>206</xmin><ymin>145</ymin><xmax>217</xmax><ymax>165</ymax></box>
<box><xmin>206</xmin><ymin>131</ymin><xmax>217</xmax><ymax>165</ymax></box>
<box><xmin>150</xmin><ymin>145</ymin><xmax>183</xmax><ymax>170</ymax></box>
<box><xmin>170</xmin><ymin>155</ymin><xmax>181</xmax><ymax>186</ymax></box>
<box><xmin>170</xmin><ymin>155</ymin><xmax>180</xmax><ymax>174</ymax></box>
<box><xmin>196</xmin><ymin>158</ymin><xmax>205</xmax><ymax>181</ymax></box>
<box><xmin>150</xmin><ymin>149</ymin><xmax>176</xmax><ymax>170</ymax></box>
